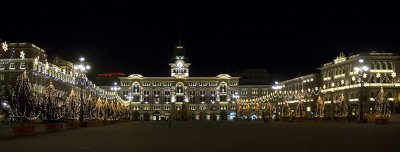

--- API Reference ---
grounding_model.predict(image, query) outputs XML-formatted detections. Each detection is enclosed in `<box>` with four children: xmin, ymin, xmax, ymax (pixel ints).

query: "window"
<box><xmin>20</xmin><ymin>62</ymin><xmax>26</xmax><ymax>69</ymax></box>
<box><xmin>219</xmin><ymin>84</ymin><xmax>227</xmax><ymax>93</ymax></box>
<box><xmin>388</xmin><ymin>62</ymin><xmax>393</xmax><ymax>70</ymax></box>
<box><xmin>10</xmin><ymin>63</ymin><xmax>15</xmax><ymax>69</ymax></box>
<box><xmin>133</xmin><ymin>84</ymin><xmax>140</xmax><ymax>93</ymax></box>
<box><xmin>0</xmin><ymin>62</ymin><xmax>4</xmax><ymax>69</ymax></box>
<box><xmin>176</xmin><ymin>84</ymin><xmax>184</xmax><ymax>94</ymax></box>
<box><xmin>0</xmin><ymin>74</ymin><xmax>4</xmax><ymax>81</ymax></box>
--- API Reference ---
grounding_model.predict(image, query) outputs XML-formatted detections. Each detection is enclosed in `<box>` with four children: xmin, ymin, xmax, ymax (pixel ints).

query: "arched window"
<box><xmin>377</xmin><ymin>62</ymin><xmax>381</xmax><ymax>69</ymax></box>
<box><xmin>382</xmin><ymin>62</ymin><xmax>387</xmax><ymax>69</ymax></box>
<box><xmin>132</xmin><ymin>83</ymin><xmax>140</xmax><ymax>93</ymax></box>
<box><xmin>388</xmin><ymin>62</ymin><xmax>393</xmax><ymax>69</ymax></box>
<box><xmin>176</xmin><ymin>83</ymin><xmax>184</xmax><ymax>94</ymax></box>
<box><xmin>370</xmin><ymin>63</ymin><xmax>375</xmax><ymax>70</ymax></box>
<box><xmin>219</xmin><ymin>83</ymin><xmax>227</xmax><ymax>93</ymax></box>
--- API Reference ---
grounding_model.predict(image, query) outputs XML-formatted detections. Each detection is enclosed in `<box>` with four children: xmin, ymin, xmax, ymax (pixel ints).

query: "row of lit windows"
<box><xmin>240</xmin><ymin>89</ymin><xmax>268</xmax><ymax>95</ymax></box>
<box><xmin>121</xmin><ymin>81</ymin><xmax>239</xmax><ymax>87</ymax></box>
<box><xmin>324</xmin><ymin>91</ymin><xmax>394</xmax><ymax>101</ymax></box>
<box><xmin>131</xmin><ymin>105</ymin><xmax>238</xmax><ymax>111</ymax></box>
<box><xmin>323</xmin><ymin>61</ymin><xmax>395</xmax><ymax>79</ymax></box>
<box><xmin>0</xmin><ymin>62</ymin><xmax>26</xmax><ymax>70</ymax></box>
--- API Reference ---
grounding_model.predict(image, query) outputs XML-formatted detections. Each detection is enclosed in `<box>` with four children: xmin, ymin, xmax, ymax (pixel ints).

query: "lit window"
<box><xmin>20</xmin><ymin>62</ymin><xmax>26</xmax><ymax>69</ymax></box>
<box><xmin>9</xmin><ymin>63</ymin><xmax>15</xmax><ymax>69</ymax></box>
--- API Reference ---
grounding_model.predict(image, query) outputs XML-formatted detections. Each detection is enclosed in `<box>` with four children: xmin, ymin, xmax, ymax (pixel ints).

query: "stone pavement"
<box><xmin>0</xmin><ymin>121</ymin><xmax>399</xmax><ymax>152</ymax></box>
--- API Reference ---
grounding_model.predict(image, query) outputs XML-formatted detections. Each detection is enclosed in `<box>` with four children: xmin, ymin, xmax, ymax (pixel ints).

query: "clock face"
<box><xmin>177</xmin><ymin>62</ymin><xmax>183</xmax><ymax>68</ymax></box>
<box><xmin>176</xmin><ymin>60</ymin><xmax>184</xmax><ymax>68</ymax></box>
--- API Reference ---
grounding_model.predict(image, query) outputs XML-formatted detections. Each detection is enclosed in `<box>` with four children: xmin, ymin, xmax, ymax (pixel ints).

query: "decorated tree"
<box><xmin>282</xmin><ymin>101</ymin><xmax>291</xmax><ymax>117</ymax></box>
<box><xmin>104</xmin><ymin>99</ymin><xmax>111</xmax><ymax>120</ymax></box>
<box><xmin>335</xmin><ymin>93</ymin><xmax>348</xmax><ymax>117</ymax></box>
<box><xmin>315</xmin><ymin>96</ymin><xmax>325</xmax><ymax>118</ymax></box>
<box><xmin>295</xmin><ymin>99</ymin><xmax>306</xmax><ymax>118</ymax></box>
<box><xmin>93</xmin><ymin>98</ymin><xmax>103</xmax><ymax>120</ymax></box>
<box><xmin>41</xmin><ymin>81</ymin><xmax>64</xmax><ymax>122</ymax></box>
<box><xmin>9</xmin><ymin>71</ymin><xmax>41</xmax><ymax>124</ymax></box>
<box><xmin>64</xmin><ymin>88</ymin><xmax>80</xmax><ymax>120</ymax></box>
<box><xmin>265</xmin><ymin>102</ymin><xmax>273</xmax><ymax>119</ymax></box>
<box><xmin>83</xmin><ymin>95</ymin><xmax>94</xmax><ymax>120</ymax></box>
<box><xmin>375</xmin><ymin>87</ymin><xmax>391</xmax><ymax>118</ymax></box>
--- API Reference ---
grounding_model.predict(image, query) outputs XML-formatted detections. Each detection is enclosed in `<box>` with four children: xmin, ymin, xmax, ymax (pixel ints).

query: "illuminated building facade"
<box><xmin>319</xmin><ymin>52</ymin><xmax>400</xmax><ymax>119</ymax></box>
<box><xmin>111</xmin><ymin>44</ymin><xmax>242</xmax><ymax>121</ymax></box>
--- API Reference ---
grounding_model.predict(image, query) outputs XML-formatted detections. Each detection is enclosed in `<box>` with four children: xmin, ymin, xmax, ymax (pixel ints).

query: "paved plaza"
<box><xmin>0</xmin><ymin>121</ymin><xmax>399</xmax><ymax>152</ymax></box>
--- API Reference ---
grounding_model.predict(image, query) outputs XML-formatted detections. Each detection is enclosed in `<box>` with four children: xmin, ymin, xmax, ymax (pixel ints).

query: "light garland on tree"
<box><xmin>375</xmin><ymin>87</ymin><xmax>391</xmax><ymax>118</ymax></box>
<box><xmin>334</xmin><ymin>93</ymin><xmax>348</xmax><ymax>117</ymax></box>
<box><xmin>315</xmin><ymin>96</ymin><xmax>325</xmax><ymax>118</ymax></box>
<box><xmin>9</xmin><ymin>71</ymin><xmax>41</xmax><ymax>122</ymax></box>
<box><xmin>40</xmin><ymin>81</ymin><xmax>64</xmax><ymax>121</ymax></box>
<box><xmin>64</xmin><ymin>88</ymin><xmax>80</xmax><ymax>120</ymax></box>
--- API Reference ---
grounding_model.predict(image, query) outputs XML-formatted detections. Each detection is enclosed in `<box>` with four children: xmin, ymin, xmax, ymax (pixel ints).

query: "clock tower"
<box><xmin>169</xmin><ymin>42</ymin><xmax>191</xmax><ymax>78</ymax></box>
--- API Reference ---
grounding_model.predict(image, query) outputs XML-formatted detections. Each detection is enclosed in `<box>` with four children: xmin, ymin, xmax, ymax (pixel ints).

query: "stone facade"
<box><xmin>319</xmin><ymin>52</ymin><xmax>400</xmax><ymax>119</ymax></box>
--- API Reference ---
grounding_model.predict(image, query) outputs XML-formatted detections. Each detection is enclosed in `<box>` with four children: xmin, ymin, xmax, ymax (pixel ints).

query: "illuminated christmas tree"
<box><xmin>64</xmin><ymin>88</ymin><xmax>80</xmax><ymax>120</ymax></box>
<box><xmin>41</xmin><ymin>81</ymin><xmax>64</xmax><ymax>122</ymax></box>
<box><xmin>335</xmin><ymin>94</ymin><xmax>348</xmax><ymax>117</ymax></box>
<box><xmin>315</xmin><ymin>96</ymin><xmax>325</xmax><ymax>118</ymax></box>
<box><xmin>375</xmin><ymin>87</ymin><xmax>391</xmax><ymax>118</ymax></box>
<box><xmin>265</xmin><ymin>102</ymin><xmax>273</xmax><ymax>119</ymax></box>
<box><xmin>83</xmin><ymin>95</ymin><xmax>94</xmax><ymax>120</ymax></box>
<box><xmin>295</xmin><ymin>99</ymin><xmax>306</xmax><ymax>118</ymax></box>
<box><xmin>9</xmin><ymin>71</ymin><xmax>41</xmax><ymax>124</ymax></box>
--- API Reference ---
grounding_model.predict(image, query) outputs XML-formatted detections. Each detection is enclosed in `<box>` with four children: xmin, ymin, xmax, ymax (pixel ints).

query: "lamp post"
<box><xmin>111</xmin><ymin>82</ymin><xmax>121</xmax><ymax>92</ymax></box>
<box><xmin>392</xmin><ymin>72</ymin><xmax>397</xmax><ymax>113</ymax></box>
<box><xmin>233</xmin><ymin>92</ymin><xmax>240</xmax><ymax>121</ymax></box>
<box><xmin>74</xmin><ymin>57</ymin><xmax>90</xmax><ymax>127</ymax></box>
<box><xmin>354</xmin><ymin>58</ymin><xmax>369</xmax><ymax>123</ymax></box>
<box><xmin>272</xmin><ymin>81</ymin><xmax>282</xmax><ymax>121</ymax></box>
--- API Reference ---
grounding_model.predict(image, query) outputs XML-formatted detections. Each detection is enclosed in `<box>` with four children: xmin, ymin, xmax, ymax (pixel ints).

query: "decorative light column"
<box><xmin>354</xmin><ymin>58</ymin><xmax>369</xmax><ymax>123</ymax></box>
<box><xmin>74</xmin><ymin>57</ymin><xmax>90</xmax><ymax>126</ymax></box>
<box><xmin>272</xmin><ymin>81</ymin><xmax>282</xmax><ymax>121</ymax></box>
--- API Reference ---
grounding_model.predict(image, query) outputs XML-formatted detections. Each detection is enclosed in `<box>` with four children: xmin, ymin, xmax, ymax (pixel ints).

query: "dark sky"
<box><xmin>1</xmin><ymin>1</ymin><xmax>399</xmax><ymax>82</ymax></box>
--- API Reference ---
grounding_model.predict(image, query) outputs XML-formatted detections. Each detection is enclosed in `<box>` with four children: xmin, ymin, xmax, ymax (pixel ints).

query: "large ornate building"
<box><xmin>109</xmin><ymin>44</ymin><xmax>243</xmax><ymax>121</ymax></box>
<box><xmin>319</xmin><ymin>52</ymin><xmax>400</xmax><ymax>119</ymax></box>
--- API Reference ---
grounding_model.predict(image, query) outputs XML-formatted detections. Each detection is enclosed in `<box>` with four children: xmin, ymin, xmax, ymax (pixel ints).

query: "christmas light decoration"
<box><xmin>1</xmin><ymin>41</ymin><xmax>7</xmax><ymax>52</ymax></box>
<box><xmin>9</xmin><ymin>71</ymin><xmax>41</xmax><ymax>123</ymax></box>
<box><xmin>315</xmin><ymin>96</ymin><xmax>325</xmax><ymax>118</ymax></box>
<box><xmin>20</xmin><ymin>50</ymin><xmax>25</xmax><ymax>60</ymax></box>
<box><xmin>40</xmin><ymin>81</ymin><xmax>64</xmax><ymax>122</ymax></box>
<box><xmin>64</xmin><ymin>89</ymin><xmax>80</xmax><ymax>120</ymax></box>
<box><xmin>375</xmin><ymin>87</ymin><xmax>390</xmax><ymax>118</ymax></box>
<box><xmin>334</xmin><ymin>94</ymin><xmax>348</xmax><ymax>117</ymax></box>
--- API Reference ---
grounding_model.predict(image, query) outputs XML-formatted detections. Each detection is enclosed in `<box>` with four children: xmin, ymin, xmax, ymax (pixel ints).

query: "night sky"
<box><xmin>1</xmin><ymin>1</ymin><xmax>399</xmax><ymax>82</ymax></box>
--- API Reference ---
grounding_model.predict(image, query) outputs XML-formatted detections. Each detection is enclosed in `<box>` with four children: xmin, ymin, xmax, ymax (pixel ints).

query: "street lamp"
<box><xmin>354</xmin><ymin>58</ymin><xmax>369</xmax><ymax>123</ymax></box>
<box><xmin>272</xmin><ymin>81</ymin><xmax>282</xmax><ymax>121</ymax></box>
<box><xmin>74</xmin><ymin>57</ymin><xmax>90</xmax><ymax>126</ymax></box>
<box><xmin>111</xmin><ymin>82</ymin><xmax>121</xmax><ymax>92</ymax></box>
